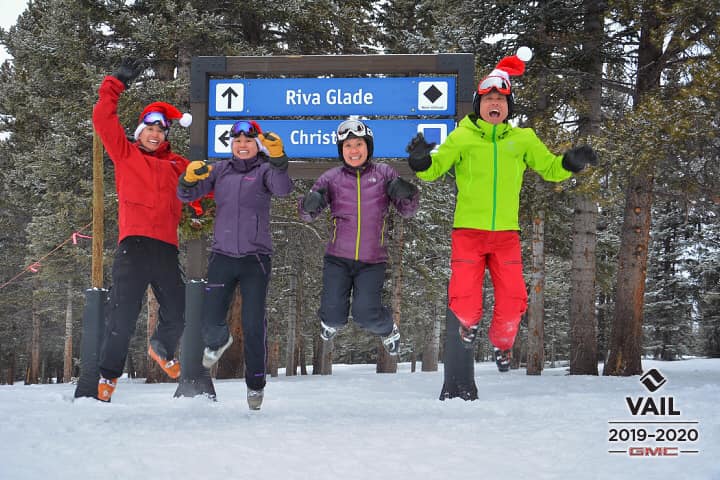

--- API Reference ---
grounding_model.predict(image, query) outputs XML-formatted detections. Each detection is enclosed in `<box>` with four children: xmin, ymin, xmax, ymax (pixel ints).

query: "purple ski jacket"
<box><xmin>298</xmin><ymin>161</ymin><xmax>419</xmax><ymax>263</ymax></box>
<box><xmin>178</xmin><ymin>155</ymin><xmax>293</xmax><ymax>257</ymax></box>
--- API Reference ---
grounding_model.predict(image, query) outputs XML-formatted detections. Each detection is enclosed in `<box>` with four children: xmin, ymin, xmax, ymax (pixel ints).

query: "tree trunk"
<box><xmin>317</xmin><ymin>338</ymin><xmax>333</xmax><ymax>375</ymax></box>
<box><xmin>597</xmin><ymin>291</ymin><xmax>609</xmax><ymax>363</ymax></box>
<box><xmin>285</xmin><ymin>270</ymin><xmax>298</xmax><ymax>376</ymax></box>
<box><xmin>267</xmin><ymin>338</ymin><xmax>280</xmax><ymax>377</ymax></box>
<box><xmin>6</xmin><ymin>350</ymin><xmax>15</xmax><ymax>385</ymax></box>
<box><xmin>377</xmin><ymin>216</ymin><xmax>402</xmax><ymax>374</ymax></box>
<box><xmin>569</xmin><ymin>0</ymin><xmax>604</xmax><ymax>376</ymax></box>
<box><xmin>526</xmin><ymin>210</ymin><xmax>545</xmax><ymax>375</ymax></box>
<box><xmin>604</xmin><ymin>5</ymin><xmax>662</xmax><ymax>376</ymax></box>
<box><xmin>126</xmin><ymin>354</ymin><xmax>136</xmax><ymax>379</ymax></box>
<box><xmin>604</xmin><ymin>174</ymin><xmax>654</xmax><ymax>375</ymax></box>
<box><xmin>296</xmin><ymin>254</ymin><xmax>307</xmax><ymax>375</ymax></box>
<box><xmin>569</xmin><ymin>195</ymin><xmax>599</xmax><ymax>374</ymax></box>
<box><xmin>217</xmin><ymin>287</ymin><xmax>245</xmax><ymax>379</ymax></box>
<box><xmin>27</xmin><ymin>288</ymin><xmax>41</xmax><ymax>385</ymax></box>
<box><xmin>421</xmin><ymin>297</ymin><xmax>441</xmax><ymax>372</ymax></box>
<box><xmin>63</xmin><ymin>280</ymin><xmax>74</xmax><ymax>382</ymax></box>
<box><xmin>145</xmin><ymin>287</ymin><xmax>163</xmax><ymax>383</ymax></box>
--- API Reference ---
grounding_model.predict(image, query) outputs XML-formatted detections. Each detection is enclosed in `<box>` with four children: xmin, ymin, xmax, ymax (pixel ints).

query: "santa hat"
<box><xmin>477</xmin><ymin>47</ymin><xmax>533</xmax><ymax>94</ymax></box>
<box><xmin>134</xmin><ymin>101</ymin><xmax>192</xmax><ymax>140</ymax></box>
<box><xmin>473</xmin><ymin>46</ymin><xmax>533</xmax><ymax>117</ymax></box>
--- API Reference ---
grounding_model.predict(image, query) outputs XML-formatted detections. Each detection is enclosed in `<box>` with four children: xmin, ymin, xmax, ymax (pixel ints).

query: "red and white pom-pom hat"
<box><xmin>476</xmin><ymin>46</ymin><xmax>533</xmax><ymax>96</ymax></box>
<box><xmin>134</xmin><ymin>101</ymin><xmax>192</xmax><ymax>140</ymax></box>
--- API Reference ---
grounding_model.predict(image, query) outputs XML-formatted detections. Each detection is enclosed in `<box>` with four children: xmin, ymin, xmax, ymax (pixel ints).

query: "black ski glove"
<box><xmin>112</xmin><ymin>58</ymin><xmax>144</xmax><ymax>89</ymax></box>
<box><xmin>562</xmin><ymin>145</ymin><xmax>598</xmax><ymax>173</ymax></box>
<box><xmin>302</xmin><ymin>188</ymin><xmax>327</xmax><ymax>214</ymax></box>
<box><xmin>268</xmin><ymin>155</ymin><xmax>289</xmax><ymax>171</ymax></box>
<box><xmin>406</xmin><ymin>133</ymin><xmax>435</xmax><ymax>172</ymax></box>
<box><xmin>386</xmin><ymin>177</ymin><xmax>418</xmax><ymax>201</ymax></box>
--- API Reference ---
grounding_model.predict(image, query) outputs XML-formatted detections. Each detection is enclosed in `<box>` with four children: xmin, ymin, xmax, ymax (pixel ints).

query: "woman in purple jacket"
<box><xmin>299</xmin><ymin>119</ymin><xmax>420</xmax><ymax>356</ymax></box>
<box><xmin>178</xmin><ymin>120</ymin><xmax>293</xmax><ymax>410</ymax></box>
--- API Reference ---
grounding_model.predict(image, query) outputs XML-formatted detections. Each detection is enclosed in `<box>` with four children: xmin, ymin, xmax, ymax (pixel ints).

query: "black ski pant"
<box><xmin>318</xmin><ymin>254</ymin><xmax>393</xmax><ymax>336</ymax></box>
<box><xmin>202</xmin><ymin>252</ymin><xmax>271</xmax><ymax>391</ymax></box>
<box><xmin>99</xmin><ymin>236</ymin><xmax>186</xmax><ymax>379</ymax></box>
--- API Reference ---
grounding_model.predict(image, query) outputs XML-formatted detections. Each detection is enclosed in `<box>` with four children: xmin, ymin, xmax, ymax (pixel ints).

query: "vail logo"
<box><xmin>625</xmin><ymin>368</ymin><xmax>680</xmax><ymax>416</ymax></box>
<box><xmin>640</xmin><ymin>368</ymin><xmax>667</xmax><ymax>392</ymax></box>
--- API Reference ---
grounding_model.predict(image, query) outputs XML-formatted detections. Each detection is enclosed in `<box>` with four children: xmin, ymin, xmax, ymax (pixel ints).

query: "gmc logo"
<box><xmin>628</xmin><ymin>446</ymin><xmax>679</xmax><ymax>457</ymax></box>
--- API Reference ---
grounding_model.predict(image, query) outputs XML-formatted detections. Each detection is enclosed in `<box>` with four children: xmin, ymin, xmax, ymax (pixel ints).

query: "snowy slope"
<box><xmin>0</xmin><ymin>359</ymin><xmax>718</xmax><ymax>480</ymax></box>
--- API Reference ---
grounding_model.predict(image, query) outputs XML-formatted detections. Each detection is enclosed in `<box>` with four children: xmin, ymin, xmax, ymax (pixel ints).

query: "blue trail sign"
<box><xmin>208</xmin><ymin>119</ymin><xmax>455</xmax><ymax>159</ymax></box>
<box><xmin>209</xmin><ymin>77</ymin><xmax>456</xmax><ymax>116</ymax></box>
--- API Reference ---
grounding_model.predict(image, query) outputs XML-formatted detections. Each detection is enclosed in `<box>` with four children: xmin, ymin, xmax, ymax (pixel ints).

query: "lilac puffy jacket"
<box><xmin>299</xmin><ymin>161</ymin><xmax>419</xmax><ymax>263</ymax></box>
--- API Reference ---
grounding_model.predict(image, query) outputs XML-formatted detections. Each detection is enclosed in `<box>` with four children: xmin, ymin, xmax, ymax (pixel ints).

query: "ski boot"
<box><xmin>202</xmin><ymin>336</ymin><xmax>234</xmax><ymax>369</ymax></box>
<box><xmin>320</xmin><ymin>320</ymin><xmax>338</xmax><ymax>341</ymax></box>
<box><xmin>494</xmin><ymin>347</ymin><xmax>511</xmax><ymax>373</ymax></box>
<box><xmin>97</xmin><ymin>377</ymin><xmax>117</xmax><ymax>402</ymax></box>
<box><xmin>247</xmin><ymin>388</ymin><xmax>264</xmax><ymax>411</ymax></box>
<box><xmin>381</xmin><ymin>324</ymin><xmax>401</xmax><ymax>356</ymax></box>
<box><xmin>148</xmin><ymin>339</ymin><xmax>181</xmax><ymax>379</ymax></box>
<box><xmin>458</xmin><ymin>323</ymin><xmax>480</xmax><ymax>349</ymax></box>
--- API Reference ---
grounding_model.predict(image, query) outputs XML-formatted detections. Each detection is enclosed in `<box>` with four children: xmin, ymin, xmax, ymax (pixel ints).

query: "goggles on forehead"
<box><xmin>230</xmin><ymin>120</ymin><xmax>260</xmax><ymax>138</ymax></box>
<box><xmin>142</xmin><ymin>111</ymin><xmax>171</xmax><ymax>128</ymax></box>
<box><xmin>477</xmin><ymin>75</ymin><xmax>512</xmax><ymax>96</ymax></box>
<box><xmin>336</xmin><ymin>120</ymin><xmax>372</xmax><ymax>142</ymax></box>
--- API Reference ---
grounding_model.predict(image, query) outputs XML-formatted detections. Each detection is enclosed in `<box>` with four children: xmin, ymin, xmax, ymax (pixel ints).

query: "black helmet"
<box><xmin>472</xmin><ymin>91</ymin><xmax>515</xmax><ymax>119</ymax></box>
<box><xmin>336</xmin><ymin>119</ymin><xmax>374</xmax><ymax>159</ymax></box>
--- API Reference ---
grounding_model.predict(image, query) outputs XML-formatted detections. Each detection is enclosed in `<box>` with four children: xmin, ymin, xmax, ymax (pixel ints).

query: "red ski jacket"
<box><xmin>92</xmin><ymin>76</ymin><xmax>189</xmax><ymax>247</ymax></box>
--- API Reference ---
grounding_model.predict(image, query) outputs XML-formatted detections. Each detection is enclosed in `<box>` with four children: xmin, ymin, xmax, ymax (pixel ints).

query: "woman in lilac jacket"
<box><xmin>178</xmin><ymin>120</ymin><xmax>293</xmax><ymax>410</ymax></box>
<box><xmin>299</xmin><ymin>119</ymin><xmax>419</xmax><ymax>356</ymax></box>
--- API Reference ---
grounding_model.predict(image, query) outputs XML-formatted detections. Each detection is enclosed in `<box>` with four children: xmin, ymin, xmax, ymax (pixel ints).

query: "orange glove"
<box><xmin>259</xmin><ymin>132</ymin><xmax>284</xmax><ymax>158</ymax></box>
<box><xmin>181</xmin><ymin>160</ymin><xmax>212</xmax><ymax>186</ymax></box>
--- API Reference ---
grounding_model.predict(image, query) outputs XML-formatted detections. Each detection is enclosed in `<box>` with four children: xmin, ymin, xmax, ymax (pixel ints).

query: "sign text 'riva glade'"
<box><xmin>286</xmin><ymin>88</ymin><xmax>374</xmax><ymax>106</ymax></box>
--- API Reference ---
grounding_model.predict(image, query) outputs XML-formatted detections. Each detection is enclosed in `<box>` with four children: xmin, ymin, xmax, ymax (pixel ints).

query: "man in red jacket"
<box><xmin>92</xmin><ymin>58</ymin><xmax>192</xmax><ymax>402</ymax></box>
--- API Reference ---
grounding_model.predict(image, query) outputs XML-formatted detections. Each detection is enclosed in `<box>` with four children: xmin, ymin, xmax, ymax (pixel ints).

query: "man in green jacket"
<box><xmin>406</xmin><ymin>48</ymin><xmax>597</xmax><ymax>372</ymax></box>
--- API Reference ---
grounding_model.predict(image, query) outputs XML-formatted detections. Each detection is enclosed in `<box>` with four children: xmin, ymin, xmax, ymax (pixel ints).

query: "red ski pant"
<box><xmin>448</xmin><ymin>229</ymin><xmax>528</xmax><ymax>351</ymax></box>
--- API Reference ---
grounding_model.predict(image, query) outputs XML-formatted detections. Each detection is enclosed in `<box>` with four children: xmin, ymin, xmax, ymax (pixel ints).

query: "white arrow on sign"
<box><xmin>215</xmin><ymin>83</ymin><xmax>244</xmax><ymax>112</ymax></box>
<box><xmin>214</xmin><ymin>124</ymin><xmax>234</xmax><ymax>154</ymax></box>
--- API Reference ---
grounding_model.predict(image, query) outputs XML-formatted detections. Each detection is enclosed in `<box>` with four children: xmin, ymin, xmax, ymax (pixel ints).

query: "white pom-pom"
<box><xmin>179</xmin><ymin>113</ymin><xmax>192</xmax><ymax>127</ymax></box>
<box><xmin>516</xmin><ymin>46</ymin><xmax>533</xmax><ymax>62</ymax></box>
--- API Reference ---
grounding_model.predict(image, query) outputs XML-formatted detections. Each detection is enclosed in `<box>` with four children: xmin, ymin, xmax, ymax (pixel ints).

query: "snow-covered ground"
<box><xmin>0</xmin><ymin>359</ymin><xmax>717</xmax><ymax>480</ymax></box>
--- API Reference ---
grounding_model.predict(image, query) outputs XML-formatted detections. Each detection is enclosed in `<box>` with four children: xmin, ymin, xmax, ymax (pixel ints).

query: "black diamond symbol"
<box><xmin>423</xmin><ymin>85</ymin><xmax>443</xmax><ymax>103</ymax></box>
<box><xmin>640</xmin><ymin>368</ymin><xmax>667</xmax><ymax>392</ymax></box>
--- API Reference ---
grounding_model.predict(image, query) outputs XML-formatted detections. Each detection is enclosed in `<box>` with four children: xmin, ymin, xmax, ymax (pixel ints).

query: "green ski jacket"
<box><xmin>417</xmin><ymin>115</ymin><xmax>572</xmax><ymax>231</ymax></box>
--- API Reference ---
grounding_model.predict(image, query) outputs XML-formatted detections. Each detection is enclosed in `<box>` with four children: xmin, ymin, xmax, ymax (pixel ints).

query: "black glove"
<box><xmin>112</xmin><ymin>58</ymin><xmax>144</xmax><ymax>88</ymax></box>
<box><xmin>386</xmin><ymin>177</ymin><xmax>417</xmax><ymax>201</ymax></box>
<box><xmin>406</xmin><ymin>133</ymin><xmax>435</xmax><ymax>172</ymax></box>
<box><xmin>302</xmin><ymin>188</ymin><xmax>327</xmax><ymax>214</ymax></box>
<box><xmin>268</xmin><ymin>155</ymin><xmax>289</xmax><ymax>171</ymax></box>
<box><xmin>562</xmin><ymin>145</ymin><xmax>598</xmax><ymax>173</ymax></box>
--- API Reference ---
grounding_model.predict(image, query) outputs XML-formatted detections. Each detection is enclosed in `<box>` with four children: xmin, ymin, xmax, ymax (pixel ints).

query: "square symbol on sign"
<box><xmin>417</xmin><ymin>124</ymin><xmax>447</xmax><ymax>150</ymax></box>
<box><xmin>417</xmin><ymin>81</ymin><xmax>448</xmax><ymax>111</ymax></box>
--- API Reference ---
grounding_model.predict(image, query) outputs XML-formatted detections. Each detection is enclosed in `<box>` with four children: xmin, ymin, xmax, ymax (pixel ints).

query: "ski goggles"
<box><xmin>336</xmin><ymin>119</ymin><xmax>372</xmax><ymax>141</ymax></box>
<box><xmin>141</xmin><ymin>111</ymin><xmax>171</xmax><ymax>128</ymax></box>
<box><xmin>229</xmin><ymin>120</ymin><xmax>261</xmax><ymax>138</ymax></box>
<box><xmin>477</xmin><ymin>75</ymin><xmax>512</xmax><ymax>96</ymax></box>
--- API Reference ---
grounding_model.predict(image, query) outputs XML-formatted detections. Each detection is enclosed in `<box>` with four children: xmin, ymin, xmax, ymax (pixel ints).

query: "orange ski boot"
<box><xmin>97</xmin><ymin>377</ymin><xmax>117</xmax><ymax>402</ymax></box>
<box><xmin>148</xmin><ymin>339</ymin><xmax>181</xmax><ymax>379</ymax></box>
